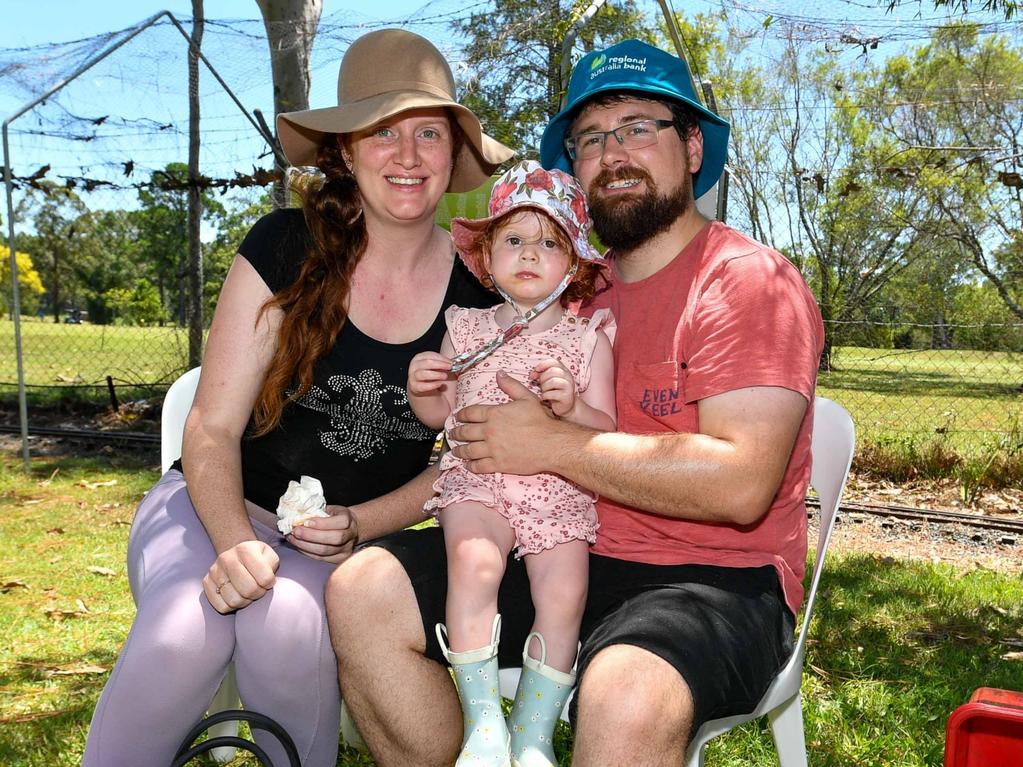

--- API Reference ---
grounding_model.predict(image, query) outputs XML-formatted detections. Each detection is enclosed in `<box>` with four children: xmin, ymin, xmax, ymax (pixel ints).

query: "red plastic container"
<box><xmin>945</xmin><ymin>687</ymin><xmax>1023</xmax><ymax>767</ymax></box>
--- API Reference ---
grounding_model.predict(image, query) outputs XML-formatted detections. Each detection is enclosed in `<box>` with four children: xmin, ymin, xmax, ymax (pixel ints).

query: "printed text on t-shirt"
<box><xmin>640</xmin><ymin>387</ymin><xmax>681</xmax><ymax>416</ymax></box>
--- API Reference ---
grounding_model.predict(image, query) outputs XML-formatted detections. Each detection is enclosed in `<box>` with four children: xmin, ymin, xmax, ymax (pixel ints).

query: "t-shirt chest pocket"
<box><xmin>620</xmin><ymin>359</ymin><xmax>694</xmax><ymax>432</ymax></box>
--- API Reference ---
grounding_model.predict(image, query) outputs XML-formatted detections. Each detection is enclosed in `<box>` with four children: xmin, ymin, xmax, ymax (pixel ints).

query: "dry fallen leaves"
<box><xmin>87</xmin><ymin>566</ymin><xmax>116</xmax><ymax>577</ymax></box>
<box><xmin>44</xmin><ymin>662</ymin><xmax>107</xmax><ymax>677</ymax></box>
<box><xmin>75</xmin><ymin>479</ymin><xmax>118</xmax><ymax>490</ymax></box>
<box><xmin>0</xmin><ymin>710</ymin><xmax>69</xmax><ymax>725</ymax></box>
<box><xmin>1</xmin><ymin>580</ymin><xmax>29</xmax><ymax>593</ymax></box>
<box><xmin>43</xmin><ymin>598</ymin><xmax>90</xmax><ymax>621</ymax></box>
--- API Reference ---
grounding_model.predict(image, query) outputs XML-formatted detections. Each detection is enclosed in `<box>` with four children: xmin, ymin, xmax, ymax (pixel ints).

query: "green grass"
<box><xmin>818</xmin><ymin>346</ymin><xmax>1023</xmax><ymax>455</ymax></box>
<box><xmin>2</xmin><ymin>448</ymin><xmax>1022</xmax><ymax>765</ymax></box>
<box><xmin>4</xmin><ymin>322</ymin><xmax>1020</xmax><ymax>450</ymax></box>
<box><xmin>0</xmin><ymin>317</ymin><xmax>192</xmax><ymax>405</ymax></box>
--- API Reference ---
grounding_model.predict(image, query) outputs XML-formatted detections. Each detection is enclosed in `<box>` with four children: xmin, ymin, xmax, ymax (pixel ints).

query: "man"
<box><xmin>327</xmin><ymin>39</ymin><xmax>824</xmax><ymax>766</ymax></box>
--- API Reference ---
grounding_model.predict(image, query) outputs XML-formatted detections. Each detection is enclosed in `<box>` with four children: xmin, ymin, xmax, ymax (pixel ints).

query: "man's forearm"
<box><xmin>544</xmin><ymin>420</ymin><xmax>762</xmax><ymax>524</ymax></box>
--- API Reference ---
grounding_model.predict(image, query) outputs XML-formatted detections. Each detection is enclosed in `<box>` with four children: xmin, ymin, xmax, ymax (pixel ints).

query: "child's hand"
<box><xmin>408</xmin><ymin>352</ymin><xmax>453</xmax><ymax>396</ymax></box>
<box><xmin>532</xmin><ymin>358</ymin><xmax>576</xmax><ymax>417</ymax></box>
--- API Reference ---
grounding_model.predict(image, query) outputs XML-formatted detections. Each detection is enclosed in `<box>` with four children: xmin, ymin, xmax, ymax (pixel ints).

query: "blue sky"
<box><xmin>1</xmin><ymin>0</ymin><xmax>1014</xmax><ymax>224</ymax></box>
<box><xmin>1</xmin><ymin>1</ymin><xmax>472</xmax><ymax>218</ymax></box>
<box><xmin>0</xmin><ymin>1</ymin><xmax>441</xmax><ymax>47</ymax></box>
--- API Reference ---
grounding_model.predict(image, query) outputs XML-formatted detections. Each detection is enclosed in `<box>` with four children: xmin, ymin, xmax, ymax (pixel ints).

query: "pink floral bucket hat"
<box><xmin>451</xmin><ymin>160</ymin><xmax>604</xmax><ymax>283</ymax></box>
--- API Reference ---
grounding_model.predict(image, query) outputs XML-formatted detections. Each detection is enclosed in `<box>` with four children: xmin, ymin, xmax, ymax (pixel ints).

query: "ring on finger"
<box><xmin>216</xmin><ymin>580</ymin><xmax>230</xmax><ymax>595</ymax></box>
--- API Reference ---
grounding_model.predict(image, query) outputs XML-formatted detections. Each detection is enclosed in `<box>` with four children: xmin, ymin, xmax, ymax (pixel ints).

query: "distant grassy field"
<box><xmin>3</xmin><ymin>319</ymin><xmax>1021</xmax><ymax>454</ymax></box>
<box><xmin>0</xmin><ymin>318</ymin><xmax>192</xmax><ymax>404</ymax></box>
<box><xmin>818</xmin><ymin>346</ymin><xmax>1022</xmax><ymax>455</ymax></box>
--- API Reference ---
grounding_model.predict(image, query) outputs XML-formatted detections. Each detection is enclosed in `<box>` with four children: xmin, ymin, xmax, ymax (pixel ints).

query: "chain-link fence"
<box><xmin>1</xmin><ymin>317</ymin><xmax>192</xmax><ymax>407</ymax></box>
<box><xmin>816</xmin><ymin>320</ymin><xmax>1022</xmax><ymax>456</ymax></box>
<box><xmin>3</xmin><ymin>316</ymin><xmax>1021</xmax><ymax>456</ymax></box>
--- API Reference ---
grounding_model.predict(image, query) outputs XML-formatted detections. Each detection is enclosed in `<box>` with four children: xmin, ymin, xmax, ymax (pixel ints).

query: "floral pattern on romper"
<box><xmin>424</xmin><ymin>305</ymin><xmax>615</xmax><ymax>555</ymax></box>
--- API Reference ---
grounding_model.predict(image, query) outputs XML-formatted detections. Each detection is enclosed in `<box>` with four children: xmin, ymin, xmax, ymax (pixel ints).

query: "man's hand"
<box><xmin>449</xmin><ymin>371</ymin><xmax>561</xmax><ymax>475</ymax></box>
<box><xmin>203</xmin><ymin>540</ymin><xmax>279</xmax><ymax>614</ymax></box>
<box><xmin>288</xmin><ymin>505</ymin><xmax>361</xmax><ymax>563</ymax></box>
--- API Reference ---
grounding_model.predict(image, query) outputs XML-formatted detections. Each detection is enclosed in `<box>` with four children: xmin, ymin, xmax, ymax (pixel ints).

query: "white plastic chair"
<box><xmin>161</xmin><ymin>366</ymin><xmax>240</xmax><ymax>764</ymax></box>
<box><xmin>498</xmin><ymin>396</ymin><xmax>856</xmax><ymax>767</ymax></box>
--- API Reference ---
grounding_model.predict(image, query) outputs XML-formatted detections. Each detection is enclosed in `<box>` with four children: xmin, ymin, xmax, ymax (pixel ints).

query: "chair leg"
<box><xmin>682</xmin><ymin>741</ymin><xmax>706</xmax><ymax>767</ymax></box>
<box><xmin>767</xmin><ymin>692</ymin><xmax>808</xmax><ymax>767</ymax></box>
<box><xmin>207</xmin><ymin>664</ymin><xmax>240</xmax><ymax>764</ymax></box>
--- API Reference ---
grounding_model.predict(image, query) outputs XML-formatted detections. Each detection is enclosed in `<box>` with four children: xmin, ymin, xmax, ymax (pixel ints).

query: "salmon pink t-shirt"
<box><xmin>584</xmin><ymin>221</ymin><xmax>824</xmax><ymax>615</ymax></box>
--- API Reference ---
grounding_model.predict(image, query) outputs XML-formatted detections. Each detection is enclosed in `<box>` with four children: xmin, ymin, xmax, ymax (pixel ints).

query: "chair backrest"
<box><xmin>798</xmin><ymin>396</ymin><xmax>855</xmax><ymax>644</ymax></box>
<box><xmin>161</xmin><ymin>367</ymin><xmax>202</xmax><ymax>473</ymax></box>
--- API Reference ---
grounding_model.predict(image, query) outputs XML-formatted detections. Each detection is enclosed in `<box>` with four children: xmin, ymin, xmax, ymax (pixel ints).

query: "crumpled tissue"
<box><xmin>276</xmin><ymin>475</ymin><xmax>329</xmax><ymax>535</ymax></box>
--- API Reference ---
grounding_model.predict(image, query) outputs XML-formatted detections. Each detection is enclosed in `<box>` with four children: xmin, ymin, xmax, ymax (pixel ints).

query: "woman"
<box><xmin>83</xmin><ymin>28</ymin><xmax>513</xmax><ymax>767</ymax></box>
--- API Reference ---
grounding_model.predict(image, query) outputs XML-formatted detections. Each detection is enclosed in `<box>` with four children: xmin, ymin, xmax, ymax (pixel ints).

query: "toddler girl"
<box><xmin>408</xmin><ymin>160</ymin><xmax>615</xmax><ymax>767</ymax></box>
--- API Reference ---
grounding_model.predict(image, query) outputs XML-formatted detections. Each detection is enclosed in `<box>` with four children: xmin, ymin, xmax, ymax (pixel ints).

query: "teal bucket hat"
<box><xmin>539</xmin><ymin>39</ymin><xmax>729</xmax><ymax>200</ymax></box>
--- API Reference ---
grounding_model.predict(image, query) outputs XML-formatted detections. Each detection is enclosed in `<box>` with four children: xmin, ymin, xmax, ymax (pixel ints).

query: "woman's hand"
<box><xmin>203</xmin><ymin>540</ymin><xmax>280</xmax><ymax>614</ymax></box>
<box><xmin>408</xmin><ymin>351</ymin><xmax>452</xmax><ymax>396</ymax></box>
<box><xmin>532</xmin><ymin>358</ymin><xmax>577</xmax><ymax>417</ymax></box>
<box><xmin>287</xmin><ymin>505</ymin><xmax>361</xmax><ymax>564</ymax></box>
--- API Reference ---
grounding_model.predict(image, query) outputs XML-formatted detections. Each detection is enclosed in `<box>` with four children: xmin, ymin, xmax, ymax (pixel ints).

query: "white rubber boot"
<box><xmin>508</xmin><ymin>632</ymin><xmax>576</xmax><ymax>767</ymax></box>
<box><xmin>437</xmin><ymin>615</ymin><xmax>511</xmax><ymax>767</ymax></box>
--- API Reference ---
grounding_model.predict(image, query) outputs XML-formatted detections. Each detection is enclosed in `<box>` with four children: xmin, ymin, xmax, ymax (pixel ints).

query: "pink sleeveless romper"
<box><xmin>425</xmin><ymin>305</ymin><xmax>614</xmax><ymax>555</ymax></box>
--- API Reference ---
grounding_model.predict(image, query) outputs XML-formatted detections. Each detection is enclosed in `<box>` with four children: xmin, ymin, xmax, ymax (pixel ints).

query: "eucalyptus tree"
<box><xmin>857</xmin><ymin>23</ymin><xmax>1023</xmax><ymax>322</ymax></box>
<box><xmin>453</xmin><ymin>0</ymin><xmax>653</xmax><ymax>155</ymax></box>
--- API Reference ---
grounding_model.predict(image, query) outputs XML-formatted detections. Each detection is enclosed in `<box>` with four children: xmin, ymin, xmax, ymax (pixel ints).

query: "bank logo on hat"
<box><xmin>539</xmin><ymin>39</ymin><xmax>729</xmax><ymax>200</ymax></box>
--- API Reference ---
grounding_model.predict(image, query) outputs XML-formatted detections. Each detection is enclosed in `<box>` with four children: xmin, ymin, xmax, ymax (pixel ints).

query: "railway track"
<box><xmin>0</xmin><ymin>423</ymin><xmax>159</xmax><ymax>446</ymax></box>
<box><xmin>4</xmin><ymin>424</ymin><xmax>1023</xmax><ymax>535</ymax></box>
<box><xmin>805</xmin><ymin>498</ymin><xmax>1023</xmax><ymax>536</ymax></box>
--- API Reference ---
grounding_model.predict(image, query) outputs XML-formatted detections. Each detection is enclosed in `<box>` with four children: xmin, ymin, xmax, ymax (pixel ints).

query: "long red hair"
<box><xmin>251</xmin><ymin>121</ymin><xmax>464</xmax><ymax>435</ymax></box>
<box><xmin>251</xmin><ymin>140</ymin><xmax>365</xmax><ymax>435</ymax></box>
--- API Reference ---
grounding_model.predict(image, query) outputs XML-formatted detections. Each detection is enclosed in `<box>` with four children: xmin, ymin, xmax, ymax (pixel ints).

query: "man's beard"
<box><xmin>588</xmin><ymin>166</ymin><xmax>691</xmax><ymax>252</ymax></box>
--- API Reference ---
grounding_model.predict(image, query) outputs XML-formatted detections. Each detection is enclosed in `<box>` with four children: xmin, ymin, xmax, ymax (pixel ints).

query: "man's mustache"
<box><xmin>589</xmin><ymin>166</ymin><xmax>655</xmax><ymax>197</ymax></box>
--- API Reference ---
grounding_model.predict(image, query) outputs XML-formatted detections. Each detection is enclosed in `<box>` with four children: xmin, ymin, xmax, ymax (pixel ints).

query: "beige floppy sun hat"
<box><xmin>277</xmin><ymin>29</ymin><xmax>515</xmax><ymax>193</ymax></box>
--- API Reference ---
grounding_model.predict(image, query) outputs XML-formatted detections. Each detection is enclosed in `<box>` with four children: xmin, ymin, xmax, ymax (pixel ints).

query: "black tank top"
<box><xmin>179</xmin><ymin>207</ymin><xmax>497</xmax><ymax>512</ymax></box>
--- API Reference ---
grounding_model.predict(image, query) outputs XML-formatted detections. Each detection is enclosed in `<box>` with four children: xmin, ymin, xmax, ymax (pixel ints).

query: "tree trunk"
<box><xmin>51</xmin><ymin>251</ymin><xmax>60</xmax><ymax>323</ymax></box>
<box><xmin>255</xmin><ymin>0</ymin><xmax>322</xmax><ymax>206</ymax></box>
<box><xmin>188</xmin><ymin>0</ymin><xmax>205</xmax><ymax>367</ymax></box>
<box><xmin>931</xmin><ymin>312</ymin><xmax>952</xmax><ymax>350</ymax></box>
<box><xmin>818</xmin><ymin>270</ymin><xmax>833</xmax><ymax>373</ymax></box>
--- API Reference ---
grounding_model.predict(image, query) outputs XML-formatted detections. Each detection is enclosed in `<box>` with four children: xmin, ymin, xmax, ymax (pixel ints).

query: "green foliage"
<box><xmin>859</xmin><ymin>23</ymin><xmax>1023</xmax><ymax>323</ymax></box>
<box><xmin>16</xmin><ymin>175</ymin><xmax>260</xmax><ymax>328</ymax></box>
<box><xmin>103</xmin><ymin>280</ymin><xmax>166</xmax><ymax>326</ymax></box>
<box><xmin>951</xmin><ymin>282</ymin><xmax>1023</xmax><ymax>351</ymax></box>
<box><xmin>202</xmin><ymin>191</ymin><xmax>273</xmax><ymax>317</ymax></box>
<box><xmin>18</xmin><ymin>184</ymin><xmax>92</xmax><ymax>323</ymax></box>
<box><xmin>132</xmin><ymin>162</ymin><xmax>225</xmax><ymax>326</ymax></box>
<box><xmin>453</xmin><ymin>0</ymin><xmax>653</xmax><ymax>155</ymax></box>
<box><xmin>885</xmin><ymin>0</ymin><xmax>1018</xmax><ymax>20</ymax></box>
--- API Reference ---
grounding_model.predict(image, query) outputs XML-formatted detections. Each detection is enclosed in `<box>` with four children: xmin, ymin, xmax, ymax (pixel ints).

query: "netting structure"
<box><xmin>0</xmin><ymin>0</ymin><xmax>1020</xmax><ymax>467</ymax></box>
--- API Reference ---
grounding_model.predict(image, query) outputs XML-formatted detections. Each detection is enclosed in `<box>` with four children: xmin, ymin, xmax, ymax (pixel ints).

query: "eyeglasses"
<box><xmin>564</xmin><ymin>119</ymin><xmax>676</xmax><ymax>161</ymax></box>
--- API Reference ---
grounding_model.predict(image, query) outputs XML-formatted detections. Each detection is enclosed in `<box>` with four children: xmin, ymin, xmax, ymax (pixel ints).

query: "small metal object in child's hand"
<box><xmin>449</xmin><ymin>316</ymin><xmax>529</xmax><ymax>373</ymax></box>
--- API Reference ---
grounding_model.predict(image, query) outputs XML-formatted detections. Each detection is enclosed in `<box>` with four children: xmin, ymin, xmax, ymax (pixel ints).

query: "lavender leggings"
<box><xmin>82</xmin><ymin>470</ymin><xmax>341</xmax><ymax>766</ymax></box>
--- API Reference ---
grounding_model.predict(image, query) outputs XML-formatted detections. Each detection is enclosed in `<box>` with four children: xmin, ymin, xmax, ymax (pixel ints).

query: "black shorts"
<box><xmin>371</xmin><ymin>526</ymin><xmax>795</xmax><ymax>734</ymax></box>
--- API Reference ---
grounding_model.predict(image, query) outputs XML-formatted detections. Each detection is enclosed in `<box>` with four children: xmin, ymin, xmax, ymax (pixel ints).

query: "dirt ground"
<box><xmin>3</xmin><ymin>403</ymin><xmax>1021</xmax><ymax>574</ymax></box>
<box><xmin>817</xmin><ymin>474</ymin><xmax>1022</xmax><ymax>574</ymax></box>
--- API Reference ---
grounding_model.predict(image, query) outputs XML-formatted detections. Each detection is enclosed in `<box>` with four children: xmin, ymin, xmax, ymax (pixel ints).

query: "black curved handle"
<box><xmin>170</xmin><ymin>735</ymin><xmax>274</xmax><ymax>767</ymax></box>
<box><xmin>172</xmin><ymin>708</ymin><xmax>301</xmax><ymax>767</ymax></box>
